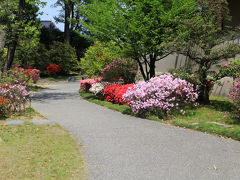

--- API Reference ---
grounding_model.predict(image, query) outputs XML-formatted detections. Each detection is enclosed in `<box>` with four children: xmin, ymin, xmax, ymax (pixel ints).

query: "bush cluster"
<box><xmin>102</xmin><ymin>58</ymin><xmax>137</xmax><ymax>84</ymax></box>
<box><xmin>104</xmin><ymin>84</ymin><xmax>134</xmax><ymax>105</ymax></box>
<box><xmin>218</xmin><ymin>58</ymin><xmax>240</xmax><ymax>79</ymax></box>
<box><xmin>15</xmin><ymin>41</ymin><xmax>78</xmax><ymax>76</ymax></box>
<box><xmin>89</xmin><ymin>82</ymin><xmax>112</xmax><ymax>95</ymax></box>
<box><xmin>80</xmin><ymin>78</ymin><xmax>102</xmax><ymax>91</ymax></box>
<box><xmin>123</xmin><ymin>75</ymin><xmax>198</xmax><ymax>117</ymax></box>
<box><xmin>0</xmin><ymin>96</ymin><xmax>10</xmax><ymax>116</ymax></box>
<box><xmin>80</xmin><ymin>41</ymin><xmax>123</xmax><ymax>78</ymax></box>
<box><xmin>46</xmin><ymin>64</ymin><xmax>63</xmax><ymax>76</ymax></box>
<box><xmin>229</xmin><ymin>73</ymin><xmax>240</xmax><ymax>121</ymax></box>
<box><xmin>0</xmin><ymin>84</ymin><xmax>30</xmax><ymax>116</ymax></box>
<box><xmin>0</xmin><ymin>66</ymin><xmax>40</xmax><ymax>86</ymax></box>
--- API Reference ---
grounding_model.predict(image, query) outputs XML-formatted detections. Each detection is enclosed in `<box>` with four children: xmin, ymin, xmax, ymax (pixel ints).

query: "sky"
<box><xmin>38</xmin><ymin>0</ymin><xmax>64</xmax><ymax>31</ymax></box>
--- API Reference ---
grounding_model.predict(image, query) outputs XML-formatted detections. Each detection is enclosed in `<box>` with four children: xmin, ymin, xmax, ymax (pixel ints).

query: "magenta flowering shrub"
<box><xmin>229</xmin><ymin>73</ymin><xmax>240</xmax><ymax>121</ymax></box>
<box><xmin>25</xmin><ymin>67</ymin><xmax>40</xmax><ymax>83</ymax></box>
<box><xmin>218</xmin><ymin>58</ymin><xmax>240</xmax><ymax>79</ymax></box>
<box><xmin>123</xmin><ymin>75</ymin><xmax>198</xmax><ymax>117</ymax></box>
<box><xmin>102</xmin><ymin>58</ymin><xmax>137</xmax><ymax>84</ymax></box>
<box><xmin>0</xmin><ymin>84</ymin><xmax>30</xmax><ymax>114</ymax></box>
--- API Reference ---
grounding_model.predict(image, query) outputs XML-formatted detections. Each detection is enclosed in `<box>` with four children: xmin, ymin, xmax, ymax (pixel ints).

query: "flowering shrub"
<box><xmin>102</xmin><ymin>58</ymin><xmax>137</xmax><ymax>84</ymax></box>
<box><xmin>104</xmin><ymin>84</ymin><xmax>135</xmax><ymax>105</ymax></box>
<box><xmin>0</xmin><ymin>84</ymin><xmax>30</xmax><ymax>114</ymax></box>
<box><xmin>80</xmin><ymin>41</ymin><xmax>123</xmax><ymax>77</ymax></box>
<box><xmin>88</xmin><ymin>82</ymin><xmax>111</xmax><ymax>95</ymax></box>
<box><xmin>80</xmin><ymin>77</ymin><xmax>102</xmax><ymax>91</ymax></box>
<box><xmin>123</xmin><ymin>75</ymin><xmax>198</xmax><ymax>117</ymax></box>
<box><xmin>0</xmin><ymin>96</ymin><xmax>10</xmax><ymax>116</ymax></box>
<box><xmin>229</xmin><ymin>73</ymin><xmax>240</xmax><ymax>121</ymax></box>
<box><xmin>218</xmin><ymin>58</ymin><xmax>240</xmax><ymax>79</ymax></box>
<box><xmin>25</xmin><ymin>67</ymin><xmax>40</xmax><ymax>83</ymax></box>
<box><xmin>46</xmin><ymin>64</ymin><xmax>63</xmax><ymax>76</ymax></box>
<box><xmin>0</xmin><ymin>67</ymin><xmax>31</xmax><ymax>86</ymax></box>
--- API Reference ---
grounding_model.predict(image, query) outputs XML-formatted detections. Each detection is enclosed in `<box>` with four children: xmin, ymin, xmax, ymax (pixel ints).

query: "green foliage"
<box><xmin>175</xmin><ymin>0</ymin><xmax>240</xmax><ymax>103</ymax></box>
<box><xmin>48</xmin><ymin>41</ymin><xmax>78</xmax><ymax>74</ymax></box>
<box><xmin>0</xmin><ymin>48</ymin><xmax>7</xmax><ymax>68</ymax></box>
<box><xmin>39</xmin><ymin>25</ymin><xmax>64</xmax><ymax>48</ymax></box>
<box><xmin>79</xmin><ymin>0</ymin><xmax>197</xmax><ymax>80</ymax></box>
<box><xmin>80</xmin><ymin>41</ymin><xmax>123</xmax><ymax>77</ymax></box>
<box><xmin>168</xmin><ymin>67</ymin><xmax>201</xmax><ymax>86</ymax></box>
<box><xmin>0</xmin><ymin>68</ymin><xmax>33</xmax><ymax>87</ymax></box>
<box><xmin>0</xmin><ymin>0</ymin><xmax>46</xmax><ymax>71</ymax></box>
<box><xmin>217</xmin><ymin>58</ymin><xmax>240</xmax><ymax>80</ymax></box>
<box><xmin>15</xmin><ymin>25</ymin><xmax>41</xmax><ymax>68</ymax></box>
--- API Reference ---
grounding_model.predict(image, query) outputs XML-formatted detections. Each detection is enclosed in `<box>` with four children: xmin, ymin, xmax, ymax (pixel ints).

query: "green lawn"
<box><xmin>79</xmin><ymin>89</ymin><xmax>240</xmax><ymax>141</ymax></box>
<box><xmin>0</xmin><ymin>108</ymin><xmax>86</xmax><ymax>179</ymax></box>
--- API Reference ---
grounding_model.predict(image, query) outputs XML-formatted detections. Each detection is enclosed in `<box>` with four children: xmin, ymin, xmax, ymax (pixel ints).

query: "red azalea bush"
<box><xmin>80</xmin><ymin>77</ymin><xmax>102</xmax><ymax>91</ymax></box>
<box><xmin>25</xmin><ymin>66</ymin><xmax>40</xmax><ymax>83</ymax></box>
<box><xmin>46</xmin><ymin>64</ymin><xmax>63</xmax><ymax>76</ymax></box>
<box><xmin>104</xmin><ymin>84</ymin><xmax>134</xmax><ymax>105</ymax></box>
<box><xmin>0</xmin><ymin>96</ymin><xmax>10</xmax><ymax>116</ymax></box>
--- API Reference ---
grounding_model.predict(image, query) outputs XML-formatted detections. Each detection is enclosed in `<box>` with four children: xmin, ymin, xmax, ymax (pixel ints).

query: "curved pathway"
<box><xmin>32</xmin><ymin>81</ymin><xmax>240</xmax><ymax>180</ymax></box>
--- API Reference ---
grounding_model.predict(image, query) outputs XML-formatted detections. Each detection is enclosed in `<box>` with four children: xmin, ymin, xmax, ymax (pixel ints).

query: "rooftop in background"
<box><xmin>40</xmin><ymin>20</ymin><xmax>57</xmax><ymax>29</ymax></box>
<box><xmin>38</xmin><ymin>0</ymin><xmax>64</xmax><ymax>31</ymax></box>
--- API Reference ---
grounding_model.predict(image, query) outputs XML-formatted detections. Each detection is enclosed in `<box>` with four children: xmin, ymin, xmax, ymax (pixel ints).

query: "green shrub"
<box><xmin>168</xmin><ymin>67</ymin><xmax>201</xmax><ymax>87</ymax></box>
<box><xmin>15</xmin><ymin>42</ymin><xmax>78</xmax><ymax>75</ymax></box>
<box><xmin>48</xmin><ymin>41</ymin><xmax>78</xmax><ymax>74</ymax></box>
<box><xmin>80</xmin><ymin>41</ymin><xmax>123</xmax><ymax>78</ymax></box>
<box><xmin>15</xmin><ymin>43</ymin><xmax>49</xmax><ymax>74</ymax></box>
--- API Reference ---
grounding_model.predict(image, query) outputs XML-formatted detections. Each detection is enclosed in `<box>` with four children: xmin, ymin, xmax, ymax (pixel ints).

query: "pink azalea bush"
<box><xmin>218</xmin><ymin>58</ymin><xmax>240</xmax><ymax>79</ymax></box>
<box><xmin>11</xmin><ymin>65</ymin><xmax>40</xmax><ymax>84</ymax></box>
<box><xmin>123</xmin><ymin>74</ymin><xmax>198</xmax><ymax>117</ymax></box>
<box><xmin>229</xmin><ymin>73</ymin><xmax>240</xmax><ymax>121</ymax></box>
<box><xmin>102</xmin><ymin>58</ymin><xmax>137</xmax><ymax>83</ymax></box>
<box><xmin>80</xmin><ymin>77</ymin><xmax>102</xmax><ymax>91</ymax></box>
<box><xmin>0</xmin><ymin>84</ymin><xmax>30</xmax><ymax>114</ymax></box>
<box><xmin>25</xmin><ymin>67</ymin><xmax>40</xmax><ymax>83</ymax></box>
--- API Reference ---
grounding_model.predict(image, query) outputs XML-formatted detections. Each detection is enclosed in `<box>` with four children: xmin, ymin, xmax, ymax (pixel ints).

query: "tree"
<box><xmin>0</xmin><ymin>0</ymin><xmax>45</xmax><ymax>72</ymax></box>
<box><xmin>176</xmin><ymin>0</ymin><xmax>240</xmax><ymax>104</ymax></box>
<box><xmin>79</xmin><ymin>0</ymin><xmax>197</xmax><ymax>80</ymax></box>
<box><xmin>54</xmin><ymin>0</ymin><xmax>90</xmax><ymax>44</ymax></box>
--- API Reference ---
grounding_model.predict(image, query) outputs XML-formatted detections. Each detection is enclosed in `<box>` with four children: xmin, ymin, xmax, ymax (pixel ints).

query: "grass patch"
<box><xmin>0</xmin><ymin>107</ymin><xmax>45</xmax><ymax>121</ymax></box>
<box><xmin>79</xmin><ymin>89</ymin><xmax>240</xmax><ymax>141</ymax></box>
<box><xmin>0</xmin><ymin>109</ymin><xmax>86</xmax><ymax>179</ymax></box>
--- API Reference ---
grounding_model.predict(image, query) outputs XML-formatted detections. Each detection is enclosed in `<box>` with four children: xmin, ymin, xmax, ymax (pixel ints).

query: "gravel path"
<box><xmin>32</xmin><ymin>81</ymin><xmax>240</xmax><ymax>180</ymax></box>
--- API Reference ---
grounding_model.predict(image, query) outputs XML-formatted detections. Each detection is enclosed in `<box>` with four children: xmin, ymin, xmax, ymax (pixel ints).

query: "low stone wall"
<box><xmin>211</xmin><ymin>77</ymin><xmax>233</xmax><ymax>98</ymax></box>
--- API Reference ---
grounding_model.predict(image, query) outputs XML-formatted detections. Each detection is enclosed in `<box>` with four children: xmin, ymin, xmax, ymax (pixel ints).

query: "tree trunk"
<box><xmin>136</xmin><ymin>58</ymin><xmax>147</xmax><ymax>81</ymax></box>
<box><xmin>3</xmin><ymin>40</ymin><xmax>18</xmax><ymax>72</ymax></box>
<box><xmin>64</xmin><ymin>0</ymin><xmax>71</xmax><ymax>44</ymax></box>
<box><xmin>198</xmin><ymin>66</ymin><xmax>210</xmax><ymax>104</ymax></box>
<box><xmin>3</xmin><ymin>0</ymin><xmax>25</xmax><ymax>72</ymax></box>
<box><xmin>149</xmin><ymin>54</ymin><xmax>156</xmax><ymax>78</ymax></box>
<box><xmin>0</xmin><ymin>29</ymin><xmax>6</xmax><ymax>70</ymax></box>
